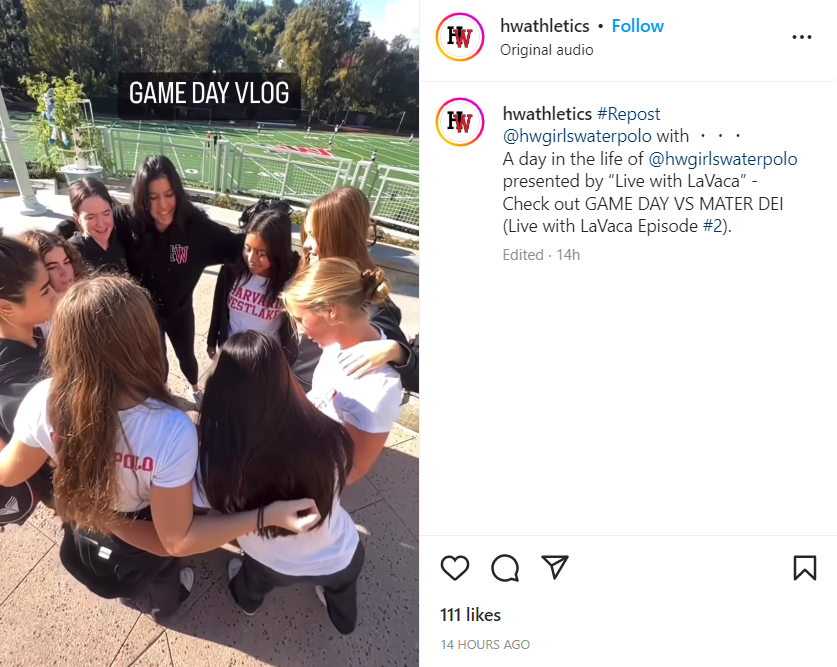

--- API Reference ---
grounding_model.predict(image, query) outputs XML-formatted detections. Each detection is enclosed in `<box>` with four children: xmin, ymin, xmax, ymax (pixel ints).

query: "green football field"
<box><xmin>6</xmin><ymin>111</ymin><xmax>420</xmax><ymax>228</ymax></box>
<box><xmin>8</xmin><ymin>111</ymin><xmax>418</xmax><ymax>171</ymax></box>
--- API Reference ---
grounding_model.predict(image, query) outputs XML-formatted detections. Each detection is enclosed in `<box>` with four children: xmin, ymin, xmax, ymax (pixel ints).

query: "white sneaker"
<box><xmin>314</xmin><ymin>585</ymin><xmax>327</xmax><ymax>607</ymax></box>
<box><xmin>189</xmin><ymin>388</ymin><xmax>204</xmax><ymax>410</ymax></box>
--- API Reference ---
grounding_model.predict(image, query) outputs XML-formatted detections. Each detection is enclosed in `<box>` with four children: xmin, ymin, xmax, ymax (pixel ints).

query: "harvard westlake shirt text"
<box><xmin>14</xmin><ymin>380</ymin><xmax>198</xmax><ymax>512</ymax></box>
<box><xmin>227</xmin><ymin>275</ymin><xmax>282</xmax><ymax>340</ymax></box>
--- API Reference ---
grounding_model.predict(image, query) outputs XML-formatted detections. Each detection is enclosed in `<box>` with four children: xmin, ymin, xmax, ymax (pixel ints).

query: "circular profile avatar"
<box><xmin>436</xmin><ymin>98</ymin><xmax>484</xmax><ymax>147</ymax></box>
<box><xmin>436</xmin><ymin>13</ymin><xmax>485</xmax><ymax>61</ymax></box>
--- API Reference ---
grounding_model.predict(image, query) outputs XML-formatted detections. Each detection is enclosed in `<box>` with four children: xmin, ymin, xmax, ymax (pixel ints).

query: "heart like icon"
<box><xmin>441</xmin><ymin>555</ymin><xmax>470</xmax><ymax>581</ymax></box>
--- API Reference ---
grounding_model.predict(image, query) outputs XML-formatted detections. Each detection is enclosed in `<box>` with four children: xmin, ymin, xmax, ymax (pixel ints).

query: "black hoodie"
<box><xmin>122</xmin><ymin>206</ymin><xmax>244</xmax><ymax>318</ymax></box>
<box><xmin>0</xmin><ymin>335</ymin><xmax>53</xmax><ymax>501</ymax></box>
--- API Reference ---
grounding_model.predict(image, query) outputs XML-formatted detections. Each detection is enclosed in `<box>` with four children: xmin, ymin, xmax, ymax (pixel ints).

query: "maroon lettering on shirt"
<box><xmin>114</xmin><ymin>452</ymin><xmax>155</xmax><ymax>472</ymax></box>
<box><xmin>227</xmin><ymin>282</ymin><xmax>280</xmax><ymax>321</ymax></box>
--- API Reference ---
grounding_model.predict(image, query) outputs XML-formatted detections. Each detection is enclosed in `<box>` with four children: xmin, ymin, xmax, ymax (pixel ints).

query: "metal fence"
<box><xmin>0</xmin><ymin>127</ymin><xmax>420</xmax><ymax>232</ymax></box>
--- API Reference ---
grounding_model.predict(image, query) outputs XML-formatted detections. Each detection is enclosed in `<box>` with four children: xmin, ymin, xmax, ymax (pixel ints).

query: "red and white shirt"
<box><xmin>14</xmin><ymin>379</ymin><xmax>198</xmax><ymax>512</ymax></box>
<box><xmin>228</xmin><ymin>275</ymin><xmax>282</xmax><ymax>340</ymax></box>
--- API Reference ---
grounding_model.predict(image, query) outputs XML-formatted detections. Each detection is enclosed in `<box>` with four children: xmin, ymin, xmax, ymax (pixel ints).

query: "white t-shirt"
<box><xmin>307</xmin><ymin>329</ymin><xmax>403</xmax><ymax>434</ymax></box>
<box><xmin>14</xmin><ymin>379</ymin><xmax>198</xmax><ymax>513</ymax></box>
<box><xmin>227</xmin><ymin>275</ymin><xmax>282</xmax><ymax>340</ymax></box>
<box><xmin>192</xmin><ymin>472</ymin><xmax>358</xmax><ymax>577</ymax></box>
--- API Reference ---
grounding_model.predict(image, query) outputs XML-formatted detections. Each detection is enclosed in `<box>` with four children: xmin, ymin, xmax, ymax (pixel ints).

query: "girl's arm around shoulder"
<box><xmin>194</xmin><ymin>208</ymin><xmax>244</xmax><ymax>266</ymax></box>
<box><xmin>207</xmin><ymin>265</ymin><xmax>231</xmax><ymax>350</ymax></box>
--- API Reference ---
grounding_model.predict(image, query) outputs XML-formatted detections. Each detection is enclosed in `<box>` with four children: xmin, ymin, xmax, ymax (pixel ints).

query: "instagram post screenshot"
<box><xmin>0</xmin><ymin>0</ymin><xmax>419</xmax><ymax>665</ymax></box>
<box><xmin>422</xmin><ymin>0</ymin><xmax>837</xmax><ymax>665</ymax></box>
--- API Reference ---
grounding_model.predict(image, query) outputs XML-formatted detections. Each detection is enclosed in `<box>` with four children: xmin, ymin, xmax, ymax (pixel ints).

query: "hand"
<box><xmin>337</xmin><ymin>340</ymin><xmax>406</xmax><ymax>379</ymax></box>
<box><xmin>264</xmin><ymin>498</ymin><xmax>321</xmax><ymax>533</ymax></box>
<box><xmin>207</xmin><ymin>346</ymin><xmax>216</xmax><ymax>359</ymax></box>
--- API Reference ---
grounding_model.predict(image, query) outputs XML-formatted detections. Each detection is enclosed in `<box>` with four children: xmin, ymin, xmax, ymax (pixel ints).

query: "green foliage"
<box><xmin>0</xmin><ymin>0</ymin><xmax>29</xmax><ymax>87</ymax></box>
<box><xmin>23</xmin><ymin>0</ymin><xmax>101</xmax><ymax>77</ymax></box>
<box><xmin>281</xmin><ymin>0</ymin><xmax>368</xmax><ymax>118</ymax></box>
<box><xmin>212</xmin><ymin>195</ymin><xmax>238</xmax><ymax>209</ymax></box>
<box><xmin>18</xmin><ymin>72</ymin><xmax>114</xmax><ymax>173</ymax></box>
<box><xmin>0</xmin><ymin>161</ymin><xmax>57</xmax><ymax>179</ymax></box>
<box><xmin>339</xmin><ymin>36</ymin><xmax>388</xmax><ymax>109</ymax></box>
<box><xmin>4</xmin><ymin>0</ymin><xmax>416</xmax><ymax>126</ymax></box>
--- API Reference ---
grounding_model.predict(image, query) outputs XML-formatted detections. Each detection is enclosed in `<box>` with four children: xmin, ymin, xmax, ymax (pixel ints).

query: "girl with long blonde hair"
<box><xmin>282</xmin><ymin>257</ymin><xmax>404</xmax><ymax>483</ymax></box>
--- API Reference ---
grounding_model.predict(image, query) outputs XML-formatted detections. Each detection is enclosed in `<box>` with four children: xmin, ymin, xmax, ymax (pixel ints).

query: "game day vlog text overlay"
<box><xmin>117</xmin><ymin>72</ymin><xmax>302</xmax><ymax>122</ymax></box>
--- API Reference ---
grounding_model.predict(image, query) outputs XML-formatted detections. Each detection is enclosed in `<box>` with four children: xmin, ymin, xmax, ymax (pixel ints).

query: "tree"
<box><xmin>281</xmin><ymin>0</ymin><xmax>368</xmax><ymax>121</ymax></box>
<box><xmin>235</xmin><ymin>0</ymin><xmax>267</xmax><ymax>24</ymax></box>
<box><xmin>280</xmin><ymin>5</ymin><xmax>333</xmax><ymax>120</ymax></box>
<box><xmin>194</xmin><ymin>5</ymin><xmax>259</xmax><ymax>72</ymax></box>
<box><xmin>338</xmin><ymin>35</ymin><xmax>387</xmax><ymax>111</ymax></box>
<box><xmin>0</xmin><ymin>0</ymin><xmax>29</xmax><ymax>87</ymax></box>
<box><xmin>115</xmin><ymin>0</ymin><xmax>176</xmax><ymax>71</ymax></box>
<box><xmin>163</xmin><ymin>4</ymin><xmax>195</xmax><ymax>71</ymax></box>
<box><xmin>24</xmin><ymin>0</ymin><xmax>102</xmax><ymax>78</ymax></box>
<box><xmin>247</xmin><ymin>5</ymin><xmax>287</xmax><ymax>69</ymax></box>
<box><xmin>378</xmin><ymin>34</ymin><xmax>418</xmax><ymax>117</ymax></box>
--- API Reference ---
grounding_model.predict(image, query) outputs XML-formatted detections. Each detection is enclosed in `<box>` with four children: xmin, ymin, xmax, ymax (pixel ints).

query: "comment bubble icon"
<box><xmin>491</xmin><ymin>554</ymin><xmax>520</xmax><ymax>582</ymax></box>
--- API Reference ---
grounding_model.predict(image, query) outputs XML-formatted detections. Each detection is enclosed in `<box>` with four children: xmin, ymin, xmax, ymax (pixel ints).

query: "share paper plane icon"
<box><xmin>541</xmin><ymin>555</ymin><xmax>568</xmax><ymax>580</ymax></box>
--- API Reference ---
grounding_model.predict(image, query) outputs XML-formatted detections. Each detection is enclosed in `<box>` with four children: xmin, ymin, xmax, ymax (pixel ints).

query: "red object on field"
<box><xmin>269</xmin><ymin>145</ymin><xmax>334</xmax><ymax>158</ymax></box>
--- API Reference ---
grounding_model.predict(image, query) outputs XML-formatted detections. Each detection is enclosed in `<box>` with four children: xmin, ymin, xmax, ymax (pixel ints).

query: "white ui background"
<box><xmin>419</xmin><ymin>0</ymin><xmax>837</xmax><ymax>664</ymax></box>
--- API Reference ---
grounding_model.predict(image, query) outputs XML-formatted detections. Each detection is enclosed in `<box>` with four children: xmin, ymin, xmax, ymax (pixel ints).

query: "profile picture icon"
<box><xmin>436</xmin><ymin>98</ymin><xmax>484</xmax><ymax>147</ymax></box>
<box><xmin>436</xmin><ymin>13</ymin><xmax>485</xmax><ymax>61</ymax></box>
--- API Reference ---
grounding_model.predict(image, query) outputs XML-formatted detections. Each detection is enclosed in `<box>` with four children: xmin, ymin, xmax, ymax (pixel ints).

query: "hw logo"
<box><xmin>446</xmin><ymin>111</ymin><xmax>473</xmax><ymax>133</ymax></box>
<box><xmin>436</xmin><ymin>99</ymin><xmax>484</xmax><ymax>147</ymax></box>
<box><xmin>436</xmin><ymin>13</ymin><xmax>484</xmax><ymax>61</ymax></box>
<box><xmin>447</xmin><ymin>27</ymin><xmax>472</xmax><ymax>49</ymax></box>
<box><xmin>170</xmin><ymin>244</ymin><xmax>189</xmax><ymax>264</ymax></box>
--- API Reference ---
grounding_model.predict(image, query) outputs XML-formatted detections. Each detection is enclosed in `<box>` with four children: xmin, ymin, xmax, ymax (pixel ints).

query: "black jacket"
<box><xmin>287</xmin><ymin>298</ymin><xmax>419</xmax><ymax>394</ymax></box>
<box><xmin>206</xmin><ymin>255</ymin><xmax>300</xmax><ymax>356</ymax></box>
<box><xmin>0</xmin><ymin>336</ymin><xmax>53</xmax><ymax>501</ymax></box>
<box><xmin>120</xmin><ymin>206</ymin><xmax>244</xmax><ymax>318</ymax></box>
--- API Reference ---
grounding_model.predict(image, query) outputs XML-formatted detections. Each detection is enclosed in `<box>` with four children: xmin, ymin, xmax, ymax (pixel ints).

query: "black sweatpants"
<box><xmin>158</xmin><ymin>301</ymin><xmax>199</xmax><ymax>386</ymax></box>
<box><xmin>229</xmin><ymin>540</ymin><xmax>365</xmax><ymax>634</ymax></box>
<box><xmin>59</xmin><ymin>522</ymin><xmax>183</xmax><ymax>617</ymax></box>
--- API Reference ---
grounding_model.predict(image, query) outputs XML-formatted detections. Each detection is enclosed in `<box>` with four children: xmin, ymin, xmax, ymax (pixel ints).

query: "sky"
<box><xmin>358</xmin><ymin>0</ymin><xmax>419</xmax><ymax>46</ymax></box>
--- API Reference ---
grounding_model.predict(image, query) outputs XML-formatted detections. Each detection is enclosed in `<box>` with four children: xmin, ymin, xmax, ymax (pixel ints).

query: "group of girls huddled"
<box><xmin>0</xmin><ymin>155</ymin><xmax>418</xmax><ymax>633</ymax></box>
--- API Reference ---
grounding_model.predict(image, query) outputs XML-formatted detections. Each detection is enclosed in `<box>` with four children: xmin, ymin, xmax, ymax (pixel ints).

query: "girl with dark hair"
<box><xmin>195</xmin><ymin>331</ymin><xmax>363</xmax><ymax>633</ymax></box>
<box><xmin>0</xmin><ymin>276</ymin><xmax>320</xmax><ymax>619</ymax></box>
<box><xmin>55</xmin><ymin>177</ymin><xmax>131</xmax><ymax>274</ymax></box>
<box><xmin>293</xmin><ymin>187</ymin><xmax>418</xmax><ymax>395</ymax></box>
<box><xmin>18</xmin><ymin>230</ymin><xmax>85</xmax><ymax>295</ymax></box>
<box><xmin>0</xmin><ymin>237</ymin><xmax>58</xmax><ymax>527</ymax></box>
<box><xmin>125</xmin><ymin>155</ymin><xmax>243</xmax><ymax>406</ymax></box>
<box><xmin>206</xmin><ymin>208</ymin><xmax>300</xmax><ymax>358</ymax></box>
<box><xmin>18</xmin><ymin>230</ymin><xmax>85</xmax><ymax>339</ymax></box>
<box><xmin>282</xmin><ymin>258</ymin><xmax>404</xmax><ymax>484</ymax></box>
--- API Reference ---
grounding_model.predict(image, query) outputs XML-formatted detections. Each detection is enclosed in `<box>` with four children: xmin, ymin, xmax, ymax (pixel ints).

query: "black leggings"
<box><xmin>158</xmin><ymin>303</ymin><xmax>199</xmax><ymax>386</ymax></box>
<box><xmin>59</xmin><ymin>521</ymin><xmax>183</xmax><ymax>617</ymax></box>
<box><xmin>229</xmin><ymin>540</ymin><xmax>365</xmax><ymax>634</ymax></box>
